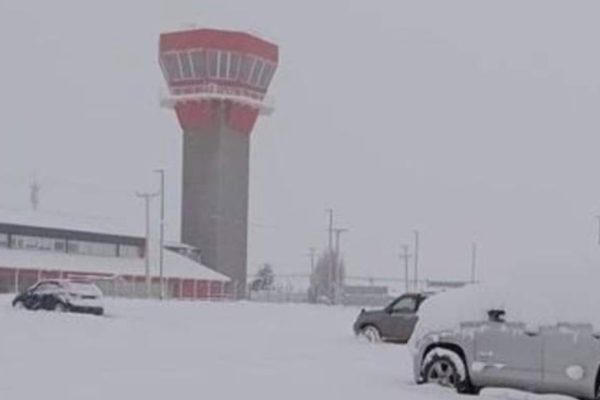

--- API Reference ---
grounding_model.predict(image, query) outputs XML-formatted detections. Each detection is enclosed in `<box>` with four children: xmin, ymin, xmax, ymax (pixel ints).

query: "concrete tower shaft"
<box><xmin>159</xmin><ymin>29</ymin><xmax>278</xmax><ymax>296</ymax></box>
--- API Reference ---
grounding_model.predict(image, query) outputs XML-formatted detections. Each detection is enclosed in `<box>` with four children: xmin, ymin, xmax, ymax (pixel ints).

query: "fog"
<box><xmin>1</xmin><ymin>0</ymin><xmax>600</xmax><ymax>283</ymax></box>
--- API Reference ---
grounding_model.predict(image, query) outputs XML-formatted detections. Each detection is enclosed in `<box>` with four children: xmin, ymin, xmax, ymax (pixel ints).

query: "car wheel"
<box><xmin>360</xmin><ymin>325</ymin><xmax>382</xmax><ymax>343</ymax></box>
<box><xmin>53</xmin><ymin>302</ymin><xmax>68</xmax><ymax>313</ymax></box>
<box><xmin>422</xmin><ymin>350</ymin><xmax>476</xmax><ymax>394</ymax></box>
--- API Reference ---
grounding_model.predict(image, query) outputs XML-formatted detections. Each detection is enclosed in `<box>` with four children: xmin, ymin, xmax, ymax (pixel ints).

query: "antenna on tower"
<box><xmin>30</xmin><ymin>174</ymin><xmax>41</xmax><ymax>211</ymax></box>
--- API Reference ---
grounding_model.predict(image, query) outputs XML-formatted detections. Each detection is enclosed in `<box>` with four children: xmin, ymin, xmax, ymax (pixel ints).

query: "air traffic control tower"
<box><xmin>159</xmin><ymin>29</ymin><xmax>279</xmax><ymax>297</ymax></box>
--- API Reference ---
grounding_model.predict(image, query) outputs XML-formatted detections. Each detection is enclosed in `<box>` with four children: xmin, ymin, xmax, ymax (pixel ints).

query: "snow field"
<box><xmin>0</xmin><ymin>296</ymin><xmax>577</xmax><ymax>400</ymax></box>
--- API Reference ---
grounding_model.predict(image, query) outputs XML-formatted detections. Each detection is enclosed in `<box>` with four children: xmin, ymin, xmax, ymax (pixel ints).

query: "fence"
<box><xmin>246</xmin><ymin>273</ymin><xmax>470</xmax><ymax>305</ymax></box>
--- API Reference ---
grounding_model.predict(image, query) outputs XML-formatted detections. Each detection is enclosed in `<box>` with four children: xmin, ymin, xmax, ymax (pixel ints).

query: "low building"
<box><xmin>0</xmin><ymin>211</ymin><xmax>232</xmax><ymax>299</ymax></box>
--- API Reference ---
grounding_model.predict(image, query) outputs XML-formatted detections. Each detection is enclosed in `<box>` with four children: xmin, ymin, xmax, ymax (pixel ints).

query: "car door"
<box><xmin>541</xmin><ymin>323</ymin><xmax>600</xmax><ymax>399</ymax></box>
<box><xmin>31</xmin><ymin>282</ymin><xmax>60</xmax><ymax>310</ymax></box>
<box><xmin>23</xmin><ymin>282</ymin><xmax>46</xmax><ymax>309</ymax></box>
<box><xmin>472</xmin><ymin>314</ymin><xmax>543</xmax><ymax>392</ymax></box>
<box><xmin>379</xmin><ymin>295</ymin><xmax>418</xmax><ymax>342</ymax></box>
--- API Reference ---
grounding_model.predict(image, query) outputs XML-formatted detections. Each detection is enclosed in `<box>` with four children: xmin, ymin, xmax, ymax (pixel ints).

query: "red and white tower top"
<box><xmin>159</xmin><ymin>28</ymin><xmax>279</xmax><ymax>134</ymax></box>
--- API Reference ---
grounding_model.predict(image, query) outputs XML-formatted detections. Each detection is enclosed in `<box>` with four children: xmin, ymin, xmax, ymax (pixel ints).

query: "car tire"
<box><xmin>360</xmin><ymin>325</ymin><xmax>382</xmax><ymax>343</ymax></box>
<box><xmin>53</xmin><ymin>302</ymin><xmax>68</xmax><ymax>313</ymax></box>
<box><xmin>422</xmin><ymin>350</ymin><xmax>477</xmax><ymax>394</ymax></box>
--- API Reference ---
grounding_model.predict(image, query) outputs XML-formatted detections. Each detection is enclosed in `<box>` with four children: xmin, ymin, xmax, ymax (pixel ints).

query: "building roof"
<box><xmin>0</xmin><ymin>207</ymin><xmax>141</xmax><ymax>238</ymax></box>
<box><xmin>0</xmin><ymin>208</ymin><xmax>228</xmax><ymax>282</ymax></box>
<box><xmin>0</xmin><ymin>246</ymin><xmax>229</xmax><ymax>282</ymax></box>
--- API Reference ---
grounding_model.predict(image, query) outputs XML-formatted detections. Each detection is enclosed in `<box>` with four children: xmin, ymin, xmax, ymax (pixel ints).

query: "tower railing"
<box><xmin>159</xmin><ymin>85</ymin><xmax>274</xmax><ymax>115</ymax></box>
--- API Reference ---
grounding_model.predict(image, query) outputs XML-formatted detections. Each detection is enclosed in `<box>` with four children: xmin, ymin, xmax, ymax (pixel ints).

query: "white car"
<box><xmin>13</xmin><ymin>279</ymin><xmax>104</xmax><ymax>316</ymax></box>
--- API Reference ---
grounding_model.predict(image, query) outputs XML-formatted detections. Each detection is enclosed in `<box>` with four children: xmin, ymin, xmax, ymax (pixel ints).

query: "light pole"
<box><xmin>136</xmin><ymin>191</ymin><xmax>158</xmax><ymax>298</ymax></box>
<box><xmin>154</xmin><ymin>169</ymin><xmax>165</xmax><ymax>300</ymax></box>
<box><xmin>400</xmin><ymin>245</ymin><xmax>411</xmax><ymax>293</ymax></box>
<box><xmin>413</xmin><ymin>230</ymin><xmax>420</xmax><ymax>291</ymax></box>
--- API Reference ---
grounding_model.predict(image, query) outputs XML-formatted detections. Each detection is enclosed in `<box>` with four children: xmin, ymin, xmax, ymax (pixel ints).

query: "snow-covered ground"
<box><xmin>0</xmin><ymin>296</ymin><xmax>574</xmax><ymax>400</ymax></box>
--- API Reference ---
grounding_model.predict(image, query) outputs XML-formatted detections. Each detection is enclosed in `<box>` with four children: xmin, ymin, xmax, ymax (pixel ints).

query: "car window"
<box><xmin>65</xmin><ymin>282</ymin><xmax>102</xmax><ymax>296</ymax></box>
<box><xmin>33</xmin><ymin>282</ymin><xmax>60</xmax><ymax>294</ymax></box>
<box><xmin>391</xmin><ymin>296</ymin><xmax>417</xmax><ymax>313</ymax></box>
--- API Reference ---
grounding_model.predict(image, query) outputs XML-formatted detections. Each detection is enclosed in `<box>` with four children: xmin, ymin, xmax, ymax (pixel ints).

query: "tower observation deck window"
<box><xmin>258</xmin><ymin>63</ymin><xmax>275</xmax><ymax>89</ymax></box>
<box><xmin>207</xmin><ymin>50</ymin><xmax>219</xmax><ymax>78</ymax></box>
<box><xmin>179</xmin><ymin>52</ymin><xmax>194</xmax><ymax>79</ymax></box>
<box><xmin>229</xmin><ymin>53</ymin><xmax>241</xmax><ymax>80</ymax></box>
<box><xmin>190</xmin><ymin>50</ymin><xmax>206</xmax><ymax>79</ymax></box>
<box><xmin>249</xmin><ymin>59</ymin><xmax>264</xmax><ymax>87</ymax></box>
<box><xmin>218</xmin><ymin>51</ymin><xmax>229</xmax><ymax>79</ymax></box>
<box><xmin>161</xmin><ymin>53</ymin><xmax>182</xmax><ymax>82</ymax></box>
<box><xmin>240</xmin><ymin>55</ymin><xmax>255</xmax><ymax>84</ymax></box>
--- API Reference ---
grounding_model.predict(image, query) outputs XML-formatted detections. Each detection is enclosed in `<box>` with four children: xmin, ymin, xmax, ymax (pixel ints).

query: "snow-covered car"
<box><xmin>353</xmin><ymin>292</ymin><xmax>430</xmax><ymax>343</ymax></box>
<box><xmin>12</xmin><ymin>279</ymin><xmax>104</xmax><ymax>316</ymax></box>
<box><xmin>410</xmin><ymin>283</ymin><xmax>600</xmax><ymax>399</ymax></box>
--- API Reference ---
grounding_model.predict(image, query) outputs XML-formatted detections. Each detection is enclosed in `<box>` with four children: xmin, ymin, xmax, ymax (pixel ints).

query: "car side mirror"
<box><xmin>487</xmin><ymin>309</ymin><xmax>506</xmax><ymax>323</ymax></box>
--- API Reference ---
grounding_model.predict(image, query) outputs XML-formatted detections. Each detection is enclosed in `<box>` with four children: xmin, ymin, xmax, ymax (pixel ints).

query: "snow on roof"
<box><xmin>0</xmin><ymin>247</ymin><xmax>229</xmax><ymax>282</ymax></box>
<box><xmin>165</xmin><ymin>241</ymin><xmax>199</xmax><ymax>251</ymax></box>
<box><xmin>0</xmin><ymin>207</ymin><xmax>141</xmax><ymax>238</ymax></box>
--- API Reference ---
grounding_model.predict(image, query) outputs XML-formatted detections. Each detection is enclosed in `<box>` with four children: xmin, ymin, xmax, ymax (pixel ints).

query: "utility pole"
<box><xmin>413</xmin><ymin>230</ymin><xmax>420</xmax><ymax>292</ymax></box>
<box><xmin>400</xmin><ymin>245</ymin><xmax>411</xmax><ymax>293</ymax></box>
<box><xmin>326</xmin><ymin>209</ymin><xmax>334</xmax><ymax>255</ymax></box>
<box><xmin>154</xmin><ymin>169</ymin><xmax>166</xmax><ymax>300</ymax></box>
<box><xmin>309</xmin><ymin>247</ymin><xmax>316</xmax><ymax>275</ymax></box>
<box><xmin>333</xmin><ymin>228</ymin><xmax>348</xmax><ymax>304</ymax></box>
<box><xmin>325</xmin><ymin>209</ymin><xmax>334</xmax><ymax>295</ymax></box>
<box><xmin>333</xmin><ymin>228</ymin><xmax>348</xmax><ymax>277</ymax></box>
<box><xmin>136</xmin><ymin>191</ymin><xmax>158</xmax><ymax>298</ymax></box>
<box><xmin>470</xmin><ymin>242</ymin><xmax>478</xmax><ymax>284</ymax></box>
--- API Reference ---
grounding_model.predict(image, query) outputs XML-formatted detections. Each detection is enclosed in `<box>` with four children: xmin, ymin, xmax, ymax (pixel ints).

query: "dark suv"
<box><xmin>353</xmin><ymin>292</ymin><xmax>430</xmax><ymax>343</ymax></box>
<box><xmin>12</xmin><ymin>279</ymin><xmax>104</xmax><ymax>316</ymax></box>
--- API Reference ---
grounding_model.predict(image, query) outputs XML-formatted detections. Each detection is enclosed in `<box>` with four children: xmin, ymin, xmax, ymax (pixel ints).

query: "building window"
<box><xmin>54</xmin><ymin>240</ymin><xmax>66</xmax><ymax>252</ymax></box>
<box><xmin>240</xmin><ymin>55</ymin><xmax>255</xmax><ymax>84</ymax></box>
<box><xmin>207</xmin><ymin>50</ymin><xmax>219</xmax><ymax>78</ymax></box>
<box><xmin>249</xmin><ymin>58</ymin><xmax>264</xmax><ymax>87</ymax></box>
<box><xmin>67</xmin><ymin>240</ymin><xmax>117</xmax><ymax>257</ymax></box>
<box><xmin>179</xmin><ymin>52</ymin><xmax>194</xmax><ymax>79</ymax></box>
<box><xmin>161</xmin><ymin>53</ymin><xmax>182</xmax><ymax>81</ymax></box>
<box><xmin>0</xmin><ymin>233</ymin><xmax>8</xmax><ymax>248</ymax></box>
<box><xmin>258</xmin><ymin>62</ymin><xmax>275</xmax><ymax>89</ymax></box>
<box><xmin>119</xmin><ymin>244</ymin><xmax>141</xmax><ymax>258</ymax></box>
<box><xmin>190</xmin><ymin>50</ymin><xmax>206</xmax><ymax>79</ymax></box>
<box><xmin>229</xmin><ymin>53</ymin><xmax>241</xmax><ymax>80</ymax></box>
<box><xmin>11</xmin><ymin>235</ymin><xmax>64</xmax><ymax>252</ymax></box>
<box><xmin>218</xmin><ymin>51</ymin><xmax>229</xmax><ymax>79</ymax></box>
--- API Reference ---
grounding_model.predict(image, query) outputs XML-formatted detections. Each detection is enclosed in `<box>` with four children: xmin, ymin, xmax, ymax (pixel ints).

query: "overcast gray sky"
<box><xmin>2</xmin><ymin>1</ymin><xmax>600</xmax><ymax>283</ymax></box>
